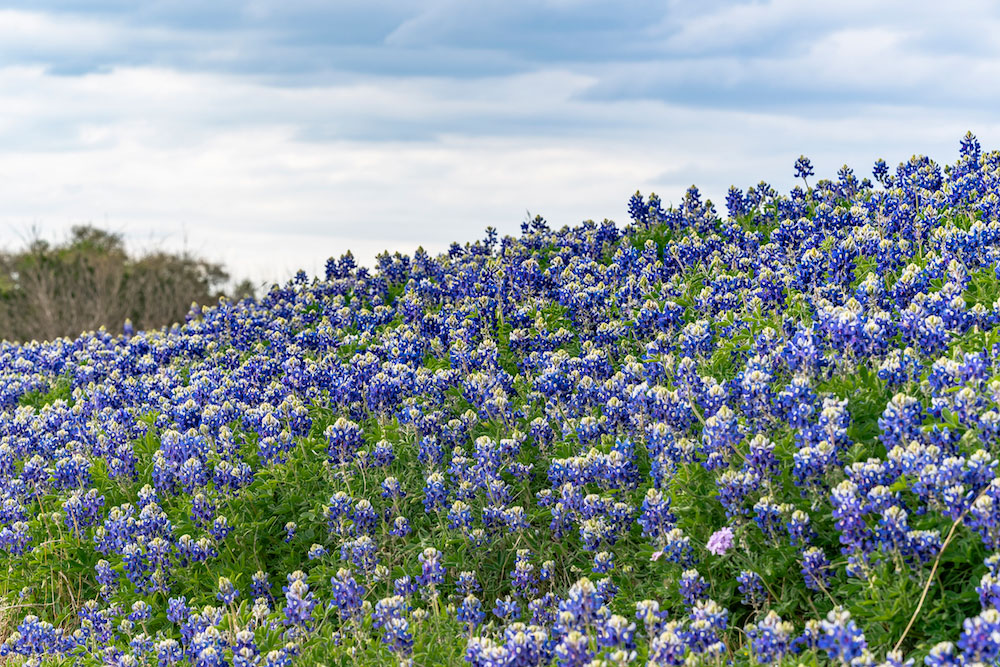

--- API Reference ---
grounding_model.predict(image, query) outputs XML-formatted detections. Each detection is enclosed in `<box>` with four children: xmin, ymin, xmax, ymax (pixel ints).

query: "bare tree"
<box><xmin>0</xmin><ymin>225</ymin><xmax>238</xmax><ymax>341</ymax></box>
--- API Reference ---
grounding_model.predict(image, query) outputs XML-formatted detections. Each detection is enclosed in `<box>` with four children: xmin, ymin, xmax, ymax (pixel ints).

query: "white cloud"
<box><xmin>2</xmin><ymin>2</ymin><xmax>1000</xmax><ymax>286</ymax></box>
<box><xmin>0</xmin><ymin>65</ymin><xmax>654</xmax><ymax>282</ymax></box>
<box><xmin>0</xmin><ymin>9</ymin><xmax>115</xmax><ymax>51</ymax></box>
<box><xmin>2</xmin><ymin>62</ymin><xmax>995</xmax><ymax>287</ymax></box>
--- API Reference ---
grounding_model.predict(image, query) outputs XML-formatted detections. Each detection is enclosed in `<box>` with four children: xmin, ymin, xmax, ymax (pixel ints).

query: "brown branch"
<box><xmin>893</xmin><ymin>486</ymin><xmax>991</xmax><ymax>653</ymax></box>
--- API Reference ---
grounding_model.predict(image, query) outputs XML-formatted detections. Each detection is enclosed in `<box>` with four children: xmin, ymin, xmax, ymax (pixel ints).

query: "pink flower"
<box><xmin>706</xmin><ymin>527</ymin><xmax>734</xmax><ymax>555</ymax></box>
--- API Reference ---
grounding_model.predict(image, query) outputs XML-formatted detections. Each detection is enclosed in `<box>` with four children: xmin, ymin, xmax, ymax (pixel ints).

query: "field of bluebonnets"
<box><xmin>6</xmin><ymin>133</ymin><xmax>1000</xmax><ymax>667</ymax></box>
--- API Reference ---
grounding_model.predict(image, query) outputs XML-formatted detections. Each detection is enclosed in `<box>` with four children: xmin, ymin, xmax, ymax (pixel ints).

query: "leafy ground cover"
<box><xmin>3</xmin><ymin>133</ymin><xmax>1000</xmax><ymax>666</ymax></box>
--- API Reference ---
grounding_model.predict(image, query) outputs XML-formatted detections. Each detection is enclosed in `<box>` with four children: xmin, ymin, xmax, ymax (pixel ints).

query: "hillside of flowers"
<box><xmin>5</xmin><ymin>133</ymin><xmax>1000</xmax><ymax>666</ymax></box>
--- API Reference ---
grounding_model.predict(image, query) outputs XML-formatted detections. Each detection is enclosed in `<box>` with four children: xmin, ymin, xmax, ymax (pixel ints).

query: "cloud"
<box><xmin>576</xmin><ymin>0</ymin><xmax>1000</xmax><ymax>111</ymax></box>
<box><xmin>1</xmin><ymin>1</ymin><xmax>999</xmax><ymax>284</ymax></box>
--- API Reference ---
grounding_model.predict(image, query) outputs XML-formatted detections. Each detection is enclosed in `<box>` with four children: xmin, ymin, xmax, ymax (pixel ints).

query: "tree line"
<box><xmin>0</xmin><ymin>225</ymin><xmax>256</xmax><ymax>342</ymax></box>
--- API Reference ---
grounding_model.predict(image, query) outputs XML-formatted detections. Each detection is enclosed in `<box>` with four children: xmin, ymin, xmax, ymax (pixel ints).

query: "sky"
<box><xmin>2</xmin><ymin>1</ymin><xmax>1000</xmax><ymax>285</ymax></box>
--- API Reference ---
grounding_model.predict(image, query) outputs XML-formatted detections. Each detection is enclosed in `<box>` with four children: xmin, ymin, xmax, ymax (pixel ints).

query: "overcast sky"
<box><xmin>2</xmin><ymin>1</ymin><xmax>999</xmax><ymax>284</ymax></box>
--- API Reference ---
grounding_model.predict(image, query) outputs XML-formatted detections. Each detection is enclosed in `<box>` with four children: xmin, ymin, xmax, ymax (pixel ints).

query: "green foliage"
<box><xmin>8</xmin><ymin>203</ymin><xmax>1000</xmax><ymax>666</ymax></box>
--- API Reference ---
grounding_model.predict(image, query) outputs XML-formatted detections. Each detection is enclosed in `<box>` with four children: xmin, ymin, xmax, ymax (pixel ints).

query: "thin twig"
<box><xmin>893</xmin><ymin>487</ymin><xmax>989</xmax><ymax>653</ymax></box>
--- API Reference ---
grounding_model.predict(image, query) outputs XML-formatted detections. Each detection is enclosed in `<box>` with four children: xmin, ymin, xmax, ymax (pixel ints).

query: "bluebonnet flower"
<box><xmin>795</xmin><ymin>155</ymin><xmax>815</xmax><ymax>183</ymax></box>
<box><xmin>747</xmin><ymin>611</ymin><xmax>794</xmax><ymax>664</ymax></box>
<box><xmin>958</xmin><ymin>608</ymin><xmax>1000</xmax><ymax>664</ymax></box>
<box><xmin>817</xmin><ymin>607</ymin><xmax>867</xmax><ymax>664</ymax></box>
<box><xmin>716</xmin><ymin>470</ymin><xmax>759</xmax><ymax>518</ymax></box>
<box><xmin>167</xmin><ymin>596</ymin><xmax>191</xmax><ymax>625</ymax></box>
<box><xmin>687</xmin><ymin>599</ymin><xmax>728</xmax><ymax>656</ymax></box>
<box><xmin>418</xmin><ymin>435</ymin><xmax>444</xmax><ymax>466</ymax></box>
<box><xmin>380</xmin><ymin>476</ymin><xmax>405</xmax><ymax>501</ymax></box>
<box><xmin>216</xmin><ymin>577</ymin><xmax>239</xmax><ymax>605</ymax></box>
<box><xmin>924</xmin><ymin>642</ymin><xmax>959</xmax><ymax>667</ymax></box>
<box><xmin>493</xmin><ymin>596</ymin><xmax>520</xmax><ymax>622</ymax></box>
<box><xmin>128</xmin><ymin>600</ymin><xmax>152</xmax><ymax>623</ymax></box>
<box><xmin>53</xmin><ymin>453</ymin><xmax>92</xmax><ymax>490</ymax></box>
<box><xmin>389</xmin><ymin>516</ymin><xmax>411</xmax><ymax>538</ymax></box>
<box><xmin>379</xmin><ymin>615</ymin><xmax>413</xmax><ymax>658</ymax></box>
<box><xmin>745</xmin><ymin>434</ymin><xmax>781</xmax><ymax>477</ymax></box>
<box><xmin>679</xmin><ymin>320</ymin><xmax>714</xmax><ymax>358</ymax></box>
<box><xmin>341</xmin><ymin>536</ymin><xmax>379</xmax><ymax>573</ymax></box>
<box><xmin>325</xmin><ymin>418</ymin><xmax>364</xmax><ymax>465</ymax></box>
<box><xmin>232</xmin><ymin>630</ymin><xmax>260</xmax><ymax>667</ymax></box>
<box><xmin>592</xmin><ymin>551</ymin><xmax>614</xmax><ymax>574</ymax></box>
<box><xmin>503</xmin><ymin>506</ymin><xmax>529</xmax><ymax>533</ymax></box>
<box><xmin>155</xmin><ymin>638</ymin><xmax>184</xmax><ymax>665</ymax></box>
<box><xmin>648</xmin><ymin>621</ymin><xmax>687</xmax><ymax>666</ymax></box>
<box><xmin>190</xmin><ymin>493</ymin><xmax>215</xmax><ymax>528</ymax></box>
<box><xmin>325</xmin><ymin>492</ymin><xmax>354</xmax><ymax>536</ymax></box>
<box><xmin>262</xmin><ymin>646</ymin><xmax>296</xmax><ymax>667</ymax></box>
<box><xmin>372</xmin><ymin>595</ymin><xmax>409</xmax><ymax>630</ymax></box>
<box><xmin>879</xmin><ymin>393</ymin><xmax>924</xmax><ymax>449</ymax></box>
<box><xmin>455</xmin><ymin>571</ymin><xmax>480</xmax><ymax>596</ymax></box>
<box><xmin>554</xmin><ymin>630</ymin><xmax>593</xmax><ymax>667</ymax></box>
<box><xmin>510</xmin><ymin>555</ymin><xmax>537</xmax><ymax>598</ymax></box>
<box><xmin>875</xmin><ymin>505</ymin><xmax>911</xmax><ymax>555</ymax></box>
<box><xmin>465</xmin><ymin>637</ymin><xmax>506</xmax><ymax>667</ymax></box>
<box><xmin>62</xmin><ymin>488</ymin><xmax>104</xmax><ymax>535</ymax></box>
<box><xmin>737</xmin><ymin>570</ymin><xmax>766</xmax><ymax>607</ymax></box>
<box><xmin>598</xmin><ymin>614</ymin><xmax>637</xmax><ymax>651</ymax></box>
<box><xmin>95</xmin><ymin>559</ymin><xmax>119</xmax><ymax>599</ymax></box>
<box><xmin>372</xmin><ymin>440</ymin><xmax>395</xmax><ymax>467</ymax></box>
<box><xmin>458</xmin><ymin>595</ymin><xmax>486</xmax><ymax>631</ymax></box>
<box><xmin>557</xmin><ymin>577</ymin><xmax>607</xmax><ymax>634</ymax></box>
<box><xmin>575</xmin><ymin>415</ymin><xmax>605</xmax><ymax>444</ymax></box>
<box><xmin>786</xmin><ymin>510</ymin><xmax>814</xmax><ymax>546</ymax></box>
<box><xmin>979</xmin><ymin>570</ymin><xmax>1000</xmax><ymax>610</ymax></box>
<box><xmin>251</xmin><ymin>571</ymin><xmax>271</xmax><ymax>601</ymax></box>
<box><xmin>873</xmin><ymin>158</ymin><xmax>891</xmax><ymax>185</ymax></box>
<box><xmin>726</xmin><ymin>186</ymin><xmax>747</xmax><ymax>218</ymax></box>
<box><xmin>282</xmin><ymin>571</ymin><xmax>317</xmax><ymax>631</ymax></box>
<box><xmin>394</xmin><ymin>576</ymin><xmax>418</xmax><ymax>598</ymax></box>
<box><xmin>352</xmin><ymin>499</ymin><xmax>378</xmax><ymax>536</ymax></box>
<box><xmin>753</xmin><ymin>496</ymin><xmax>787</xmax><ymax>541</ymax></box>
<box><xmin>735</xmin><ymin>357</ymin><xmax>774</xmax><ymax>421</ymax></box>
<box><xmin>831</xmin><ymin>480</ymin><xmax>871</xmax><ymax>558</ymax></box>
<box><xmin>8</xmin><ymin>615</ymin><xmax>73</xmax><ymax>657</ymax></box>
<box><xmin>330</xmin><ymin>568</ymin><xmax>364</xmax><ymax>621</ymax></box>
<box><xmin>418</xmin><ymin>547</ymin><xmax>446</xmax><ymax>590</ymax></box>
<box><xmin>209</xmin><ymin>515</ymin><xmax>232</xmax><ymax>541</ymax></box>
<box><xmin>801</xmin><ymin>547</ymin><xmax>832</xmax><ymax>592</ymax></box>
<box><xmin>423</xmin><ymin>473</ymin><xmax>448</xmax><ymax>513</ymax></box>
<box><xmin>679</xmin><ymin>569</ymin><xmax>708</xmax><ymax>607</ymax></box>
<box><xmin>529</xmin><ymin>594</ymin><xmax>557</xmax><ymax>627</ymax></box>
<box><xmin>700</xmin><ymin>405</ymin><xmax>742</xmax><ymax>471</ymax></box>
<box><xmin>447</xmin><ymin>501</ymin><xmax>473</xmax><ymax>532</ymax></box>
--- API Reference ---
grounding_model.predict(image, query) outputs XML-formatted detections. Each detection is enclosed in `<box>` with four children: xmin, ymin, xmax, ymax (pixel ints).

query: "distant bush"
<box><xmin>0</xmin><ymin>225</ymin><xmax>250</xmax><ymax>341</ymax></box>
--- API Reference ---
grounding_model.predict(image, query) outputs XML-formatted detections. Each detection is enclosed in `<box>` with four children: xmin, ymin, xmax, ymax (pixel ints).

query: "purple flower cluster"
<box><xmin>3</xmin><ymin>134</ymin><xmax>1000</xmax><ymax>664</ymax></box>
